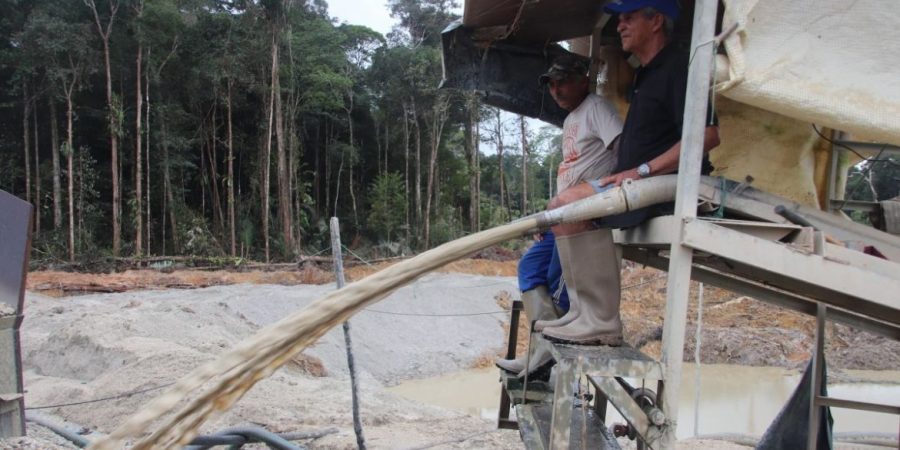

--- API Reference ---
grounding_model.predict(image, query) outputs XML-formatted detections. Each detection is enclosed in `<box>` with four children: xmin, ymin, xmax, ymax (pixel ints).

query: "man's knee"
<box><xmin>548</xmin><ymin>183</ymin><xmax>595</xmax><ymax>210</ymax></box>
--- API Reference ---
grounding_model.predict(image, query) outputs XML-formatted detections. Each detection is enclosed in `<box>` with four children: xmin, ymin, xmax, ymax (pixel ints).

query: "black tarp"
<box><xmin>439</xmin><ymin>21</ymin><xmax>579</xmax><ymax>128</ymax></box>
<box><xmin>757</xmin><ymin>358</ymin><xmax>834</xmax><ymax>450</ymax></box>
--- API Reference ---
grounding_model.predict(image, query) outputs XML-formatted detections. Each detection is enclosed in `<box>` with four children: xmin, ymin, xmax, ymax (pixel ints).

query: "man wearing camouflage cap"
<box><xmin>496</xmin><ymin>53</ymin><xmax>623</xmax><ymax>377</ymax></box>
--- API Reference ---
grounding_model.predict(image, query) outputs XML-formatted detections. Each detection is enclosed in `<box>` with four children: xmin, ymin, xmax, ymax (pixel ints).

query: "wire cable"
<box><xmin>25</xmin><ymin>383</ymin><xmax>175</xmax><ymax>410</ymax></box>
<box><xmin>812</xmin><ymin>124</ymin><xmax>897</xmax><ymax>166</ymax></box>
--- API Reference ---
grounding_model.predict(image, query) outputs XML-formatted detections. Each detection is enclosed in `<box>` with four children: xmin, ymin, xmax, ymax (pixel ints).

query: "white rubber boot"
<box><xmin>541</xmin><ymin>228</ymin><xmax>623</xmax><ymax>346</ymax></box>
<box><xmin>533</xmin><ymin>286</ymin><xmax>579</xmax><ymax>332</ymax></box>
<box><xmin>495</xmin><ymin>286</ymin><xmax>558</xmax><ymax>374</ymax></box>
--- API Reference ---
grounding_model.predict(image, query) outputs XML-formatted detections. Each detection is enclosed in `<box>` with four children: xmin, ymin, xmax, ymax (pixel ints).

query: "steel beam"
<box><xmin>814</xmin><ymin>397</ymin><xmax>900</xmax><ymax>415</ymax></box>
<box><xmin>681</xmin><ymin>219</ymin><xmax>900</xmax><ymax>319</ymax></box>
<box><xmin>548</xmin><ymin>357</ymin><xmax>576</xmax><ymax>449</ymax></box>
<box><xmin>657</xmin><ymin>0</ymin><xmax>718</xmax><ymax>447</ymax></box>
<box><xmin>621</xmin><ymin>246</ymin><xmax>900</xmax><ymax>340</ymax></box>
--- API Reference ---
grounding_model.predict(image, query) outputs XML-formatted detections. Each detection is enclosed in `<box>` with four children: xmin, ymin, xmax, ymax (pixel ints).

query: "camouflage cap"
<box><xmin>539</xmin><ymin>54</ymin><xmax>590</xmax><ymax>85</ymax></box>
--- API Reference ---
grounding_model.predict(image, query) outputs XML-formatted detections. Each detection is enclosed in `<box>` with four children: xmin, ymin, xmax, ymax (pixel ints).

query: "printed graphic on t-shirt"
<box><xmin>562</xmin><ymin>123</ymin><xmax>579</xmax><ymax>163</ymax></box>
<box><xmin>558</xmin><ymin>122</ymin><xmax>581</xmax><ymax>187</ymax></box>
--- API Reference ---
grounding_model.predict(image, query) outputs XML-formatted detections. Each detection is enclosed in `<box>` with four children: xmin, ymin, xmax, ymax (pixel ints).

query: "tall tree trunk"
<box><xmin>519</xmin><ymin>115</ymin><xmax>528</xmax><ymax>216</ymax></box>
<box><xmin>135</xmin><ymin>42</ymin><xmax>143</xmax><ymax>256</ymax></box>
<box><xmin>475</xmin><ymin>116</ymin><xmax>481</xmax><ymax>231</ymax></box>
<box><xmin>344</xmin><ymin>92</ymin><xmax>357</xmax><ymax>229</ymax></box>
<box><xmin>200</xmin><ymin>133</ymin><xmax>207</xmax><ymax>218</ymax></box>
<box><xmin>463</xmin><ymin>95</ymin><xmax>477</xmax><ymax>232</ymax></box>
<box><xmin>273</xmin><ymin>32</ymin><xmax>293</xmax><ymax>254</ymax></box>
<box><xmin>145</xmin><ymin>47</ymin><xmax>151</xmax><ymax>255</ymax></box>
<box><xmin>384</xmin><ymin>121</ymin><xmax>390</xmax><ymax>174</ymax></box>
<box><xmin>411</xmin><ymin>98</ymin><xmax>422</xmax><ymax>232</ymax></box>
<box><xmin>226</xmin><ymin>81</ymin><xmax>236</xmax><ymax>257</ymax></box>
<box><xmin>424</xmin><ymin>96</ymin><xmax>448</xmax><ymax>247</ymax></box>
<box><xmin>66</xmin><ymin>92</ymin><xmax>75</xmax><ymax>262</ymax></box>
<box><xmin>349</xmin><ymin>165</ymin><xmax>358</xmax><ymax>228</ymax></box>
<box><xmin>495</xmin><ymin>110</ymin><xmax>507</xmax><ymax>219</ymax></box>
<box><xmin>315</xmin><ymin>121</ymin><xmax>321</xmax><ymax>215</ymax></box>
<box><xmin>50</xmin><ymin>99</ymin><xmax>62</xmax><ymax>229</ymax></box>
<box><xmin>286</xmin><ymin>21</ymin><xmax>301</xmax><ymax>254</ymax></box>
<box><xmin>33</xmin><ymin>100</ymin><xmax>41</xmax><ymax>238</ymax></box>
<box><xmin>208</xmin><ymin>102</ymin><xmax>223</xmax><ymax>235</ymax></box>
<box><xmin>325</xmin><ymin>121</ymin><xmax>332</xmax><ymax>217</ymax></box>
<box><xmin>262</xmin><ymin>32</ymin><xmax>276</xmax><ymax>263</ymax></box>
<box><xmin>85</xmin><ymin>0</ymin><xmax>122</xmax><ymax>256</ymax></box>
<box><xmin>77</xmin><ymin>147</ymin><xmax>85</xmax><ymax>252</ymax></box>
<box><xmin>62</xmin><ymin>55</ymin><xmax>80</xmax><ymax>261</ymax></box>
<box><xmin>23</xmin><ymin>85</ymin><xmax>31</xmax><ymax>205</ymax></box>
<box><xmin>162</xmin><ymin>118</ymin><xmax>178</xmax><ymax>254</ymax></box>
<box><xmin>375</xmin><ymin>121</ymin><xmax>381</xmax><ymax>177</ymax></box>
<box><xmin>403</xmin><ymin>103</ymin><xmax>410</xmax><ymax>242</ymax></box>
<box><xmin>333</xmin><ymin>145</ymin><xmax>344</xmax><ymax>218</ymax></box>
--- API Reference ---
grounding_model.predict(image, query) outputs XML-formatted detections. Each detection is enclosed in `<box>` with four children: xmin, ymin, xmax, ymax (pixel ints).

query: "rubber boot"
<box><xmin>541</xmin><ymin>228</ymin><xmax>623</xmax><ymax>346</ymax></box>
<box><xmin>513</xmin><ymin>340</ymin><xmax>554</xmax><ymax>380</ymax></box>
<box><xmin>533</xmin><ymin>287</ymin><xmax>579</xmax><ymax>332</ymax></box>
<box><xmin>495</xmin><ymin>286</ymin><xmax>558</xmax><ymax>374</ymax></box>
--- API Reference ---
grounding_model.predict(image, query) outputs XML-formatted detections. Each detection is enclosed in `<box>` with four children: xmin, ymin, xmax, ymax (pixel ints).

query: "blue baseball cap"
<box><xmin>603</xmin><ymin>0</ymin><xmax>680</xmax><ymax>20</ymax></box>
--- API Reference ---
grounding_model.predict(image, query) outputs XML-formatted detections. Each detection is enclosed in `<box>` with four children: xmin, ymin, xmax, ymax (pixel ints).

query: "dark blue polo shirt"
<box><xmin>598</xmin><ymin>43</ymin><xmax>716</xmax><ymax>229</ymax></box>
<box><xmin>615</xmin><ymin>43</ymin><xmax>715</xmax><ymax>175</ymax></box>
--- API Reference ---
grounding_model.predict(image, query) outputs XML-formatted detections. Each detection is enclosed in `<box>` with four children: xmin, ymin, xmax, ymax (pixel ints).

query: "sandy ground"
<box><xmin>6</xmin><ymin>259</ymin><xmax>899</xmax><ymax>449</ymax></box>
<box><xmin>14</xmin><ymin>272</ymin><xmax>527</xmax><ymax>449</ymax></box>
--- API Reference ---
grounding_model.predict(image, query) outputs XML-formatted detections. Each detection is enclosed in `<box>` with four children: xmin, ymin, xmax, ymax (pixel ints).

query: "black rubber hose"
<box><xmin>185</xmin><ymin>425</ymin><xmax>303</xmax><ymax>450</ymax></box>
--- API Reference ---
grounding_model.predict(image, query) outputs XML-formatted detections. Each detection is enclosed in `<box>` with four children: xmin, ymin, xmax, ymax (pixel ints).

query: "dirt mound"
<box><xmin>27</xmin><ymin>258</ymin><xmax>518</xmax><ymax>297</ymax></box>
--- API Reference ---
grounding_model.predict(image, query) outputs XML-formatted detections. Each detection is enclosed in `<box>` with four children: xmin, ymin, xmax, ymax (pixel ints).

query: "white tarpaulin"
<box><xmin>717</xmin><ymin>0</ymin><xmax>900</xmax><ymax>147</ymax></box>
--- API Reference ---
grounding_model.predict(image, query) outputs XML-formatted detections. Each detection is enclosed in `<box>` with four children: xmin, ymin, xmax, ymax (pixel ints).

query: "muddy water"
<box><xmin>389</xmin><ymin>363</ymin><xmax>900</xmax><ymax>439</ymax></box>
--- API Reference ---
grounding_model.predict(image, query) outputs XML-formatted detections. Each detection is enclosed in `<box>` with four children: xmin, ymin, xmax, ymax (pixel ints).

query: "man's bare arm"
<box><xmin>599</xmin><ymin>125</ymin><xmax>720</xmax><ymax>186</ymax></box>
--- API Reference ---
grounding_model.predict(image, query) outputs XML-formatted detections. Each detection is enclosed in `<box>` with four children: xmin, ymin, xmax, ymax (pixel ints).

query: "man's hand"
<box><xmin>598</xmin><ymin>168</ymin><xmax>640</xmax><ymax>187</ymax></box>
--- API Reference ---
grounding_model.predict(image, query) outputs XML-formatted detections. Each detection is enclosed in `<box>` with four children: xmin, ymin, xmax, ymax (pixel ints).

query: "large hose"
<box><xmin>88</xmin><ymin>176</ymin><xmax>679</xmax><ymax>450</ymax></box>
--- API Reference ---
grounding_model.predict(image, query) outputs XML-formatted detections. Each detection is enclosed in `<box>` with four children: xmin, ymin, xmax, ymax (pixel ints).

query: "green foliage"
<box><xmin>428</xmin><ymin>204</ymin><xmax>464</xmax><ymax>246</ymax></box>
<box><xmin>0</xmin><ymin>0</ymin><xmax>551</xmax><ymax>263</ymax></box>
<box><xmin>180</xmin><ymin>214</ymin><xmax>224</xmax><ymax>257</ymax></box>
<box><xmin>366</xmin><ymin>172</ymin><xmax>406</xmax><ymax>241</ymax></box>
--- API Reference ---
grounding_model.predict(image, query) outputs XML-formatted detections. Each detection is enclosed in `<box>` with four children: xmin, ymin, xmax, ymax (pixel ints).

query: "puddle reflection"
<box><xmin>389</xmin><ymin>364</ymin><xmax>900</xmax><ymax>438</ymax></box>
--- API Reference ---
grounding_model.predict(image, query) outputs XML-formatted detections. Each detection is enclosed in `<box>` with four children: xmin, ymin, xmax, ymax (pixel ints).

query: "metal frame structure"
<box><xmin>490</xmin><ymin>1</ymin><xmax>899</xmax><ymax>447</ymax></box>
<box><xmin>0</xmin><ymin>190</ymin><xmax>33</xmax><ymax>438</ymax></box>
<box><xmin>655</xmin><ymin>0</ymin><xmax>718</xmax><ymax>447</ymax></box>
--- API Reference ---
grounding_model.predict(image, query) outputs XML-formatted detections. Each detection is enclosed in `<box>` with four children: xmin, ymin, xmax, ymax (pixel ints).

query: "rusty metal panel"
<box><xmin>0</xmin><ymin>190</ymin><xmax>31</xmax><ymax>438</ymax></box>
<box><xmin>462</xmin><ymin>0</ymin><xmax>601</xmax><ymax>45</ymax></box>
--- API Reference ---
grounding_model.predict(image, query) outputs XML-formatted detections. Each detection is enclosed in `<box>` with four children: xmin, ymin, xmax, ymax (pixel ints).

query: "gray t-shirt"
<box><xmin>557</xmin><ymin>93</ymin><xmax>623</xmax><ymax>193</ymax></box>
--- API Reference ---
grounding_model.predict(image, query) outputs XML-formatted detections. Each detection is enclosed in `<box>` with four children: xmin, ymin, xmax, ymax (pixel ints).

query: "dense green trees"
<box><xmin>0</xmin><ymin>0</ymin><xmax>561</xmax><ymax>264</ymax></box>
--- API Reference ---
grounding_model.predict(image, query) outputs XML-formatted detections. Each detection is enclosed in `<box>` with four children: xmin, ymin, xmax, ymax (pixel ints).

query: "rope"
<box><xmin>715</xmin><ymin>176</ymin><xmax>728</xmax><ymax>218</ymax></box>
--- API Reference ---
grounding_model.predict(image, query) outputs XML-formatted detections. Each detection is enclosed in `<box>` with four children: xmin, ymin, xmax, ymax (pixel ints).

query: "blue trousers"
<box><xmin>517</xmin><ymin>230</ymin><xmax>570</xmax><ymax>312</ymax></box>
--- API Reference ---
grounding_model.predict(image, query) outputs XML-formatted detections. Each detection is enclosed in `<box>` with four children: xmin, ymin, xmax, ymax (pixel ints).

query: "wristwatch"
<box><xmin>637</xmin><ymin>163</ymin><xmax>651</xmax><ymax>178</ymax></box>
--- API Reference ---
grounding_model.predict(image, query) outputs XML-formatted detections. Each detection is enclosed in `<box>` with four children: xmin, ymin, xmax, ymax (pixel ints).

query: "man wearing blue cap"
<box><xmin>537</xmin><ymin>0</ymin><xmax>720</xmax><ymax>346</ymax></box>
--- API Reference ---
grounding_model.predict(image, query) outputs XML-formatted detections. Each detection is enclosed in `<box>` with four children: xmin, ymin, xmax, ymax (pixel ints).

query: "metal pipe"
<box><xmin>25</xmin><ymin>411</ymin><xmax>93</xmax><ymax>448</ymax></box>
<box><xmin>535</xmin><ymin>176</ymin><xmax>679</xmax><ymax>229</ymax></box>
